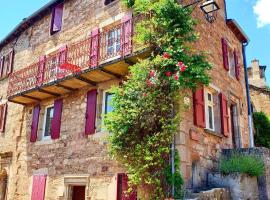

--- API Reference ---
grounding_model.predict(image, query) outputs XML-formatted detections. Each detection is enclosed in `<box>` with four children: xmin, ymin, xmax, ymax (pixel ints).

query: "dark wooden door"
<box><xmin>72</xmin><ymin>186</ymin><xmax>85</xmax><ymax>200</ymax></box>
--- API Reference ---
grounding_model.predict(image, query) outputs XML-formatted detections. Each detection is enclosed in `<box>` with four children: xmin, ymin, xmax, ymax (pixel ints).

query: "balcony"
<box><xmin>7</xmin><ymin>14</ymin><xmax>150</xmax><ymax>105</ymax></box>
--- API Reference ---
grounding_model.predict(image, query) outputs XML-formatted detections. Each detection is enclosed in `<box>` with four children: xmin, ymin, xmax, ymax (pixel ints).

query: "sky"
<box><xmin>0</xmin><ymin>0</ymin><xmax>269</xmax><ymax>84</ymax></box>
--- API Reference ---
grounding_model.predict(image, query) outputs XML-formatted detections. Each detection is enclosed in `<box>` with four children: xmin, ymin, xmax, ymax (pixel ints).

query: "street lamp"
<box><xmin>200</xmin><ymin>0</ymin><xmax>220</xmax><ymax>23</ymax></box>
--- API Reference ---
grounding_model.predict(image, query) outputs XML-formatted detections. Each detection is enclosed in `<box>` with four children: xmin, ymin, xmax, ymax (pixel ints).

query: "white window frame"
<box><xmin>42</xmin><ymin>105</ymin><xmax>54</xmax><ymax>141</ymax></box>
<box><xmin>106</xmin><ymin>28</ymin><xmax>121</xmax><ymax>56</ymax></box>
<box><xmin>204</xmin><ymin>89</ymin><xmax>215</xmax><ymax>131</ymax></box>
<box><xmin>100</xmin><ymin>90</ymin><xmax>114</xmax><ymax>131</ymax></box>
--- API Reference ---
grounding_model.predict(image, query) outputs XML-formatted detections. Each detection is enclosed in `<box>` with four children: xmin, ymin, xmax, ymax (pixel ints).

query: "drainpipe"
<box><xmin>242</xmin><ymin>42</ymin><xmax>254</xmax><ymax>148</ymax></box>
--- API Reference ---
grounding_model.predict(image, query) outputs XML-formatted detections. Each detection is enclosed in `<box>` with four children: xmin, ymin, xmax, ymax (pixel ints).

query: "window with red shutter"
<box><xmin>0</xmin><ymin>103</ymin><xmax>7</xmax><ymax>133</ymax></box>
<box><xmin>31</xmin><ymin>175</ymin><xmax>47</xmax><ymax>200</ymax></box>
<box><xmin>85</xmin><ymin>89</ymin><xmax>97</xmax><ymax>135</ymax></box>
<box><xmin>193</xmin><ymin>88</ymin><xmax>206</xmax><ymax>128</ymax></box>
<box><xmin>121</xmin><ymin>13</ymin><xmax>133</xmax><ymax>57</ymax></box>
<box><xmin>7</xmin><ymin>49</ymin><xmax>14</xmax><ymax>75</ymax></box>
<box><xmin>117</xmin><ymin>173</ymin><xmax>137</xmax><ymax>200</ymax></box>
<box><xmin>0</xmin><ymin>56</ymin><xmax>4</xmax><ymax>78</ymax></box>
<box><xmin>234</xmin><ymin>50</ymin><xmax>240</xmax><ymax>80</ymax></box>
<box><xmin>50</xmin><ymin>3</ymin><xmax>64</xmax><ymax>35</ymax></box>
<box><xmin>30</xmin><ymin>105</ymin><xmax>40</xmax><ymax>142</ymax></box>
<box><xmin>90</xmin><ymin>28</ymin><xmax>100</xmax><ymax>68</ymax></box>
<box><xmin>221</xmin><ymin>38</ymin><xmax>229</xmax><ymax>71</ymax></box>
<box><xmin>51</xmin><ymin>99</ymin><xmax>63</xmax><ymax>140</ymax></box>
<box><xmin>219</xmin><ymin>93</ymin><xmax>230</xmax><ymax>137</ymax></box>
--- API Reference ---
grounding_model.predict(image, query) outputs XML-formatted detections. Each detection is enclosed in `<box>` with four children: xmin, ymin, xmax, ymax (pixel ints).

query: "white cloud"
<box><xmin>253</xmin><ymin>0</ymin><xmax>270</xmax><ymax>28</ymax></box>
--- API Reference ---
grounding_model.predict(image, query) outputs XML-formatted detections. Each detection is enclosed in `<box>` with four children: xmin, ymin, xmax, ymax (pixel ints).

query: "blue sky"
<box><xmin>0</xmin><ymin>0</ymin><xmax>269</xmax><ymax>84</ymax></box>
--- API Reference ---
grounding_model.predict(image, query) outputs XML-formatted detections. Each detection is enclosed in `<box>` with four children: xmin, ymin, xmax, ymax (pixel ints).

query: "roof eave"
<box><xmin>226</xmin><ymin>19</ymin><xmax>250</xmax><ymax>44</ymax></box>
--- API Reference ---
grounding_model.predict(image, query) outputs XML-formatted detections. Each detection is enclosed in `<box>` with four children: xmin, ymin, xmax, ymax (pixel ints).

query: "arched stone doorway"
<box><xmin>0</xmin><ymin>169</ymin><xmax>7</xmax><ymax>200</ymax></box>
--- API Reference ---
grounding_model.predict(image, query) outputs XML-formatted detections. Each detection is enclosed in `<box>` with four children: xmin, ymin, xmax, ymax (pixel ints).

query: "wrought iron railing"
<box><xmin>7</xmin><ymin>14</ymin><xmax>145</xmax><ymax>97</ymax></box>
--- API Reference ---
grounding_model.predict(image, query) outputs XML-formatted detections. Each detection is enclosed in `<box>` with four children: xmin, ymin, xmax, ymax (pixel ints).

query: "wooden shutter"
<box><xmin>31</xmin><ymin>175</ymin><xmax>47</xmax><ymax>200</ymax></box>
<box><xmin>7</xmin><ymin>49</ymin><xmax>14</xmax><ymax>75</ymax></box>
<box><xmin>30</xmin><ymin>105</ymin><xmax>40</xmax><ymax>142</ymax></box>
<box><xmin>0</xmin><ymin>56</ymin><xmax>4</xmax><ymax>78</ymax></box>
<box><xmin>234</xmin><ymin>50</ymin><xmax>240</xmax><ymax>80</ymax></box>
<box><xmin>51</xmin><ymin>99</ymin><xmax>63</xmax><ymax>140</ymax></box>
<box><xmin>221</xmin><ymin>38</ymin><xmax>229</xmax><ymax>71</ymax></box>
<box><xmin>193</xmin><ymin>88</ymin><xmax>206</xmax><ymax>128</ymax></box>
<box><xmin>90</xmin><ymin>28</ymin><xmax>100</xmax><ymax>68</ymax></box>
<box><xmin>51</xmin><ymin>3</ymin><xmax>64</xmax><ymax>33</ymax></box>
<box><xmin>37</xmin><ymin>56</ymin><xmax>46</xmax><ymax>86</ymax></box>
<box><xmin>121</xmin><ymin>13</ymin><xmax>133</xmax><ymax>57</ymax></box>
<box><xmin>117</xmin><ymin>173</ymin><xmax>137</xmax><ymax>200</ymax></box>
<box><xmin>57</xmin><ymin>45</ymin><xmax>68</xmax><ymax>79</ymax></box>
<box><xmin>85</xmin><ymin>89</ymin><xmax>97</xmax><ymax>135</ymax></box>
<box><xmin>220</xmin><ymin>93</ymin><xmax>230</xmax><ymax>137</ymax></box>
<box><xmin>0</xmin><ymin>103</ymin><xmax>7</xmax><ymax>133</ymax></box>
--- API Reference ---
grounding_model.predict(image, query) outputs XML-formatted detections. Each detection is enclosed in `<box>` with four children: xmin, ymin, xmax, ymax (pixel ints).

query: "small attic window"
<box><xmin>50</xmin><ymin>3</ymin><xmax>64</xmax><ymax>35</ymax></box>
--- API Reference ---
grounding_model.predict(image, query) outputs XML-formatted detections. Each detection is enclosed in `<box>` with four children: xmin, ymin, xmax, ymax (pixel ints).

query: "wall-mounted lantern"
<box><xmin>200</xmin><ymin>0</ymin><xmax>220</xmax><ymax>23</ymax></box>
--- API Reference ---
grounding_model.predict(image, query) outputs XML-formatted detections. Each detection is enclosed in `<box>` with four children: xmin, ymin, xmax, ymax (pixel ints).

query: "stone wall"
<box><xmin>250</xmin><ymin>85</ymin><xmax>270</xmax><ymax>116</ymax></box>
<box><xmin>0</xmin><ymin>0</ymin><xmax>250</xmax><ymax>199</ymax></box>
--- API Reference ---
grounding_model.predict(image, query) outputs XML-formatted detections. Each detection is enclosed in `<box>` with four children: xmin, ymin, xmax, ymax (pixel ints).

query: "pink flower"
<box><xmin>165</xmin><ymin>71</ymin><xmax>172</xmax><ymax>77</ymax></box>
<box><xmin>180</xmin><ymin>66</ymin><xmax>186</xmax><ymax>72</ymax></box>
<box><xmin>163</xmin><ymin>52</ymin><xmax>171</xmax><ymax>59</ymax></box>
<box><xmin>177</xmin><ymin>61</ymin><xmax>184</xmax><ymax>67</ymax></box>
<box><xmin>149</xmin><ymin>70</ymin><xmax>156</xmax><ymax>77</ymax></box>
<box><xmin>146</xmin><ymin>79</ymin><xmax>153</xmax><ymax>86</ymax></box>
<box><xmin>174</xmin><ymin>74</ymin><xmax>179</xmax><ymax>80</ymax></box>
<box><xmin>143</xmin><ymin>92</ymin><xmax>147</xmax><ymax>97</ymax></box>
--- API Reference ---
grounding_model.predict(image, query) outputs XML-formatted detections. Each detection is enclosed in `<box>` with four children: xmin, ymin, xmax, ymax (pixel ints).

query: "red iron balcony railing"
<box><xmin>8</xmin><ymin>13</ymin><xmax>146</xmax><ymax>97</ymax></box>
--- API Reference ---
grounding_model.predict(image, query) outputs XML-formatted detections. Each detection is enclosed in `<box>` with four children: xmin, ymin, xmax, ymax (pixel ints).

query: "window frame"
<box><xmin>204</xmin><ymin>89</ymin><xmax>215</xmax><ymax>131</ymax></box>
<box><xmin>50</xmin><ymin>3</ymin><xmax>64</xmax><ymax>35</ymax></box>
<box><xmin>42</xmin><ymin>105</ymin><xmax>54</xmax><ymax>140</ymax></box>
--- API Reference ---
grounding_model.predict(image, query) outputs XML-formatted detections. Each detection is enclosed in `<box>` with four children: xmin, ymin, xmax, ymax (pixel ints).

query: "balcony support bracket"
<box><xmin>21</xmin><ymin>94</ymin><xmax>41</xmax><ymax>102</ymax></box>
<box><xmin>38</xmin><ymin>88</ymin><xmax>61</xmax><ymax>97</ymax></box>
<box><xmin>100</xmin><ymin>69</ymin><xmax>122</xmax><ymax>79</ymax></box>
<box><xmin>75</xmin><ymin>76</ymin><xmax>97</xmax><ymax>86</ymax></box>
<box><xmin>56</xmin><ymin>84</ymin><xmax>77</xmax><ymax>92</ymax></box>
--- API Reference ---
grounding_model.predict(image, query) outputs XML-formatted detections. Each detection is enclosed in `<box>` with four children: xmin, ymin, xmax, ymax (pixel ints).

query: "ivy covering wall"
<box><xmin>105</xmin><ymin>0</ymin><xmax>212</xmax><ymax>199</ymax></box>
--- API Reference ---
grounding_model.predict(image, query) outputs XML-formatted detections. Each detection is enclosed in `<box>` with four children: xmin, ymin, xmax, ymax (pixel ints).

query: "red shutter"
<box><xmin>234</xmin><ymin>50</ymin><xmax>240</xmax><ymax>80</ymax></box>
<box><xmin>57</xmin><ymin>45</ymin><xmax>68</xmax><ymax>79</ymax></box>
<box><xmin>37</xmin><ymin>56</ymin><xmax>46</xmax><ymax>86</ymax></box>
<box><xmin>85</xmin><ymin>89</ymin><xmax>97</xmax><ymax>135</ymax></box>
<box><xmin>90</xmin><ymin>28</ymin><xmax>100</xmax><ymax>68</ymax></box>
<box><xmin>220</xmin><ymin>93</ymin><xmax>230</xmax><ymax>137</ymax></box>
<box><xmin>222</xmin><ymin>38</ymin><xmax>229</xmax><ymax>71</ymax></box>
<box><xmin>7</xmin><ymin>49</ymin><xmax>14</xmax><ymax>75</ymax></box>
<box><xmin>0</xmin><ymin>56</ymin><xmax>4</xmax><ymax>78</ymax></box>
<box><xmin>193</xmin><ymin>88</ymin><xmax>206</xmax><ymax>128</ymax></box>
<box><xmin>31</xmin><ymin>175</ymin><xmax>47</xmax><ymax>200</ymax></box>
<box><xmin>121</xmin><ymin>13</ymin><xmax>133</xmax><ymax>57</ymax></box>
<box><xmin>30</xmin><ymin>105</ymin><xmax>40</xmax><ymax>142</ymax></box>
<box><xmin>117</xmin><ymin>174</ymin><xmax>137</xmax><ymax>200</ymax></box>
<box><xmin>0</xmin><ymin>103</ymin><xmax>7</xmax><ymax>133</ymax></box>
<box><xmin>51</xmin><ymin>99</ymin><xmax>63</xmax><ymax>140</ymax></box>
<box><xmin>51</xmin><ymin>3</ymin><xmax>63</xmax><ymax>33</ymax></box>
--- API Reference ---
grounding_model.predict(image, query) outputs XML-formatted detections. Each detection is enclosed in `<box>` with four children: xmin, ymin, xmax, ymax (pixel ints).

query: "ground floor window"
<box><xmin>42</xmin><ymin>105</ymin><xmax>54</xmax><ymax>140</ymax></box>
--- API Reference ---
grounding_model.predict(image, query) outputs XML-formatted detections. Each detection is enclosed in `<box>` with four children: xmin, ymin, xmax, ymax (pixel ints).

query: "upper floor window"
<box><xmin>42</xmin><ymin>105</ymin><xmax>54</xmax><ymax>140</ymax></box>
<box><xmin>228</xmin><ymin>46</ymin><xmax>235</xmax><ymax>77</ymax></box>
<box><xmin>0</xmin><ymin>49</ymin><xmax>14</xmax><ymax>79</ymax></box>
<box><xmin>0</xmin><ymin>103</ymin><xmax>8</xmax><ymax>133</ymax></box>
<box><xmin>106</xmin><ymin>28</ymin><xmax>121</xmax><ymax>57</ymax></box>
<box><xmin>50</xmin><ymin>3</ymin><xmax>64</xmax><ymax>35</ymax></box>
<box><xmin>104</xmin><ymin>0</ymin><xmax>116</xmax><ymax>5</ymax></box>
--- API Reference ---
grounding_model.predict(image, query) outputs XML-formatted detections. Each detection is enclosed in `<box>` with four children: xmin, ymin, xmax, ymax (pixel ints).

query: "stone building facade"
<box><xmin>248</xmin><ymin>59</ymin><xmax>270</xmax><ymax>116</ymax></box>
<box><xmin>0</xmin><ymin>0</ymin><xmax>250</xmax><ymax>199</ymax></box>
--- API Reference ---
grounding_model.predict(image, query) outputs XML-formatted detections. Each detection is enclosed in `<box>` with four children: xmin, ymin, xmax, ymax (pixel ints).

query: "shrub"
<box><xmin>219</xmin><ymin>153</ymin><xmax>265</xmax><ymax>177</ymax></box>
<box><xmin>253</xmin><ymin>112</ymin><xmax>270</xmax><ymax>148</ymax></box>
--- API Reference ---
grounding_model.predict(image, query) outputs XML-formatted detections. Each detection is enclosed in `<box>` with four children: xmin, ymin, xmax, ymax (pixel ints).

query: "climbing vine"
<box><xmin>105</xmin><ymin>0</ymin><xmax>212</xmax><ymax>199</ymax></box>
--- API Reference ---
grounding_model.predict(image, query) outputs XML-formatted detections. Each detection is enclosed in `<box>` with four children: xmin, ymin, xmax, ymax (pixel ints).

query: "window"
<box><xmin>0</xmin><ymin>103</ymin><xmax>7</xmax><ymax>133</ymax></box>
<box><xmin>104</xmin><ymin>0</ymin><xmax>115</xmax><ymax>5</ymax></box>
<box><xmin>64</xmin><ymin>175</ymin><xmax>88</xmax><ymax>200</ymax></box>
<box><xmin>104</xmin><ymin>92</ymin><xmax>114</xmax><ymax>114</ymax></box>
<box><xmin>228</xmin><ymin>47</ymin><xmax>235</xmax><ymax>77</ymax></box>
<box><xmin>0</xmin><ymin>49</ymin><xmax>14</xmax><ymax>79</ymax></box>
<box><xmin>205</xmin><ymin>90</ymin><xmax>215</xmax><ymax>131</ymax></box>
<box><xmin>106</xmin><ymin>28</ymin><xmax>121</xmax><ymax>57</ymax></box>
<box><xmin>50</xmin><ymin>3</ymin><xmax>64</xmax><ymax>35</ymax></box>
<box><xmin>42</xmin><ymin>106</ymin><xmax>54</xmax><ymax>140</ymax></box>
